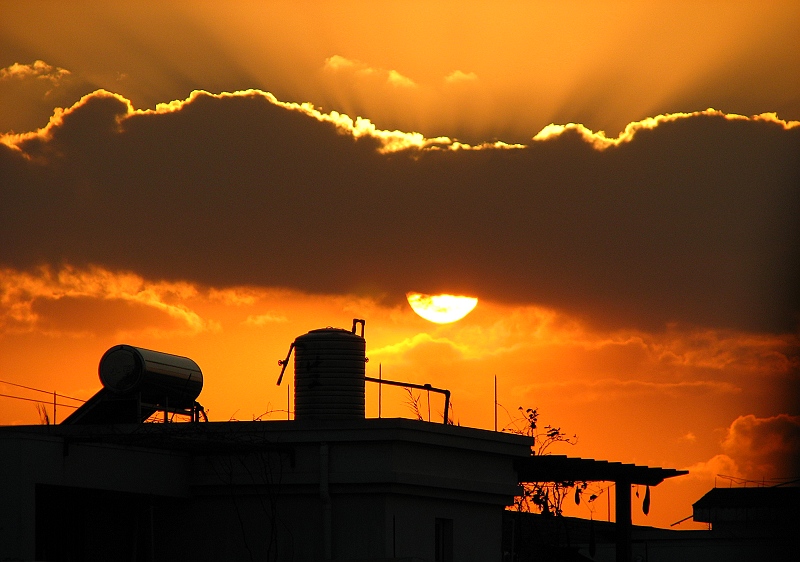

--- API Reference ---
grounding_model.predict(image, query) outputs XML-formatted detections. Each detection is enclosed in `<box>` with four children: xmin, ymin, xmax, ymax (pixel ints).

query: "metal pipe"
<box><xmin>364</xmin><ymin>377</ymin><xmax>451</xmax><ymax>424</ymax></box>
<box><xmin>276</xmin><ymin>342</ymin><xmax>295</xmax><ymax>385</ymax></box>
<box><xmin>351</xmin><ymin>318</ymin><xmax>365</xmax><ymax>337</ymax></box>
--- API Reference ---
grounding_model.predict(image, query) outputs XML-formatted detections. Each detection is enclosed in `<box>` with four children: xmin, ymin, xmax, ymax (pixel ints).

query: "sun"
<box><xmin>406</xmin><ymin>292</ymin><xmax>478</xmax><ymax>324</ymax></box>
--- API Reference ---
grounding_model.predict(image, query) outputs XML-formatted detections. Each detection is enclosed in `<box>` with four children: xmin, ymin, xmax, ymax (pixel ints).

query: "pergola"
<box><xmin>515</xmin><ymin>455</ymin><xmax>688</xmax><ymax>562</ymax></box>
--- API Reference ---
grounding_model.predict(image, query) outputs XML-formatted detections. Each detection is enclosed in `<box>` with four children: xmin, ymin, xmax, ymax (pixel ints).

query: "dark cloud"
<box><xmin>1</xmin><ymin>90</ymin><xmax>798</xmax><ymax>333</ymax></box>
<box><xmin>722</xmin><ymin>414</ymin><xmax>800</xmax><ymax>480</ymax></box>
<box><xmin>30</xmin><ymin>295</ymin><xmax>183</xmax><ymax>337</ymax></box>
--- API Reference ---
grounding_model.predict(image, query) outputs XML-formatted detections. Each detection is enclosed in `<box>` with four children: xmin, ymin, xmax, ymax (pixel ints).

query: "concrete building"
<box><xmin>1</xmin><ymin>419</ymin><xmax>534</xmax><ymax>561</ymax></box>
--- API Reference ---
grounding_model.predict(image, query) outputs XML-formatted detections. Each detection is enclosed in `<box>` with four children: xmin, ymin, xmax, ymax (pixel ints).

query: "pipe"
<box><xmin>276</xmin><ymin>342</ymin><xmax>295</xmax><ymax>385</ymax></box>
<box><xmin>320</xmin><ymin>442</ymin><xmax>332</xmax><ymax>559</ymax></box>
<box><xmin>364</xmin><ymin>377</ymin><xmax>451</xmax><ymax>424</ymax></box>
<box><xmin>351</xmin><ymin>318</ymin><xmax>365</xmax><ymax>337</ymax></box>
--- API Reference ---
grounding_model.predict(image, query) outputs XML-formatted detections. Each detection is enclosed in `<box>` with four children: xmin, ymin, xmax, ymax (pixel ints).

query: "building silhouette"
<box><xmin>1</xmin><ymin>324</ymin><xmax>691</xmax><ymax>561</ymax></box>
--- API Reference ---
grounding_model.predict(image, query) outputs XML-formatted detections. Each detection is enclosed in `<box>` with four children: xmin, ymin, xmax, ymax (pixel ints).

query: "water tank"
<box><xmin>99</xmin><ymin>344</ymin><xmax>203</xmax><ymax>409</ymax></box>
<box><xmin>293</xmin><ymin>320</ymin><xmax>366</xmax><ymax>420</ymax></box>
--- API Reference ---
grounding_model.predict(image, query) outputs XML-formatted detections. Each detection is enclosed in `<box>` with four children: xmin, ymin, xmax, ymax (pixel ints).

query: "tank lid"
<box><xmin>99</xmin><ymin>345</ymin><xmax>142</xmax><ymax>393</ymax></box>
<box><xmin>301</xmin><ymin>318</ymin><xmax>365</xmax><ymax>338</ymax></box>
<box><xmin>307</xmin><ymin>327</ymin><xmax>352</xmax><ymax>334</ymax></box>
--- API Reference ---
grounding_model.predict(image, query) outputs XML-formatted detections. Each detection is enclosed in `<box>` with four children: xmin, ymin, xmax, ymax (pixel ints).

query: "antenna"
<box><xmin>494</xmin><ymin>375</ymin><xmax>497</xmax><ymax>431</ymax></box>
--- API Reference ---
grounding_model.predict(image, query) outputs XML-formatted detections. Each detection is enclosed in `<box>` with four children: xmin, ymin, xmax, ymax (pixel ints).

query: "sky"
<box><xmin>1</xmin><ymin>0</ymin><xmax>799</xmax><ymax>529</ymax></box>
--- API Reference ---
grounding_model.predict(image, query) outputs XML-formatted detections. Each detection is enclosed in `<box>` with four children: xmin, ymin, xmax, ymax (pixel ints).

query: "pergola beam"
<box><xmin>515</xmin><ymin>454</ymin><xmax>687</xmax><ymax>486</ymax></box>
<box><xmin>515</xmin><ymin>455</ymin><xmax>687</xmax><ymax>562</ymax></box>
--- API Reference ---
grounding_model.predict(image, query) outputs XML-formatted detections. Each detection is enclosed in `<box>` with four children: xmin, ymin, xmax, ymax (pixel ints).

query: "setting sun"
<box><xmin>406</xmin><ymin>292</ymin><xmax>478</xmax><ymax>323</ymax></box>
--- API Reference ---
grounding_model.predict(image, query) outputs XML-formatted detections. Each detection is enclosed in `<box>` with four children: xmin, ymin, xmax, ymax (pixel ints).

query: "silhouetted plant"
<box><xmin>405</xmin><ymin>387</ymin><xmax>458</xmax><ymax>424</ymax></box>
<box><xmin>503</xmin><ymin>406</ymin><xmax>599</xmax><ymax>516</ymax></box>
<box><xmin>444</xmin><ymin>399</ymin><xmax>457</xmax><ymax>426</ymax></box>
<box><xmin>404</xmin><ymin>387</ymin><xmax>424</xmax><ymax>421</ymax></box>
<box><xmin>36</xmin><ymin>403</ymin><xmax>50</xmax><ymax>425</ymax></box>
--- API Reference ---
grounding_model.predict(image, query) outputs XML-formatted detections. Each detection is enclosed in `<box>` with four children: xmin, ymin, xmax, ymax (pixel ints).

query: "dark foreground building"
<box><xmin>503</xmin><ymin>501</ymin><xmax>797</xmax><ymax>562</ymax></box>
<box><xmin>1</xmin><ymin>418</ymin><xmax>531</xmax><ymax>561</ymax></box>
<box><xmin>0</xmin><ymin>326</ymin><xmax>688</xmax><ymax>561</ymax></box>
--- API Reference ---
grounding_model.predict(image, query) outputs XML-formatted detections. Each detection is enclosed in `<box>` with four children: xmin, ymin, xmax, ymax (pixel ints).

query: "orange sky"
<box><xmin>1</xmin><ymin>1</ymin><xmax>798</xmax><ymax>529</ymax></box>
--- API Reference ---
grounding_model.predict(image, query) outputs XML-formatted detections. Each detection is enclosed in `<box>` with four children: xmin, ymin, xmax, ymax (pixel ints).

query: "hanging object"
<box><xmin>642</xmin><ymin>484</ymin><xmax>651</xmax><ymax>515</ymax></box>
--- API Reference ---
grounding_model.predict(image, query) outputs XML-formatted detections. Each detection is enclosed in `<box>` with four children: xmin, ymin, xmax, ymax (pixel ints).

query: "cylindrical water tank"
<box><xmin>99</xmin><ymin>344</ymin><xmax>203</xmax><ymax>409</ymax></box>
<box><xmin>294</xmin><ymin>324</ymin><xmax>366</xmax><ymax>420</ymax></box>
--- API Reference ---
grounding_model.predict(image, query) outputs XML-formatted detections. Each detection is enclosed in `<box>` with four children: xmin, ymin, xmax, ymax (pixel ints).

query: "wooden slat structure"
<box><xmin>516</xmin><ymin>455</ymin><xmax>687</xmax><ymax>562</ymax></box>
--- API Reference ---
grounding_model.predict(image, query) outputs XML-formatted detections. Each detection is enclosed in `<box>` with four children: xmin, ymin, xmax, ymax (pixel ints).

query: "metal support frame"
<box><xmin>137</xmin><ymin>393</ymin><xmax>206</xmax><ymax>423</ymax></box>
<box><xmin>615</xmin><ymin>479</ymin><xmax>632</xmax><ymax>562</ymax></box>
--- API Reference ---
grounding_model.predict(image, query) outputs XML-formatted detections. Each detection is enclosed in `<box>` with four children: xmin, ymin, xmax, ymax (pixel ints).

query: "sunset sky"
<box><xmin>1</xmin><ymin>1</ymin><xmax>798</xmax><ymax>529</ymax></box>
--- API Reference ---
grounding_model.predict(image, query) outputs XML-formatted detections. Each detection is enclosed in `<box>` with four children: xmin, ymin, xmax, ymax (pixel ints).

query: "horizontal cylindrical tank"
<box><xmin>99</xmin><ymin>344</ymin><xmax>203</xmax><ymax>409</ymax></box>
<box><xmin>294</xmin><ymin>324</ymin><xmax>366</xmax><ymax>420</ymax></box>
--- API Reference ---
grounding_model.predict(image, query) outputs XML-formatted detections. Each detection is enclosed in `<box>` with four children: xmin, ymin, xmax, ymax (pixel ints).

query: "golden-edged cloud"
<box><xmin>2</xmin><ymin>88</ymin><xmax>453</xmax><ymax>154</ymax></box>
<box><xmin>0</xmin><ymin>61</ymin><xmax>96</xmax><ymax>136</ymax></box>
<box><xmin>533</xmin><ymin>109</ymin><xmax>800</xmax><ymax>150</ymax></box>
<box><xmin>2</xmin><ymin>2</ymin><xmax>798</xmax><ymax>145</ymax></box>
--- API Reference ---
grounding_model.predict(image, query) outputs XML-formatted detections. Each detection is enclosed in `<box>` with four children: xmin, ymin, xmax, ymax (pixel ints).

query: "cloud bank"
<box><xmin>689</xmin><ymin>414</ymin><xmax>800</xmax><ymax>481</ymax></box>
<box><xmin>1</xmin><ymin>89</ymin><xmax>798</xmax><ymax>334</ymax></box>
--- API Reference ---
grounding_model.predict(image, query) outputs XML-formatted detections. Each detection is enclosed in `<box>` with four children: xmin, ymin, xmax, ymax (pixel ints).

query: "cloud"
<box><xmin>387</xmin><ymin>70</ymin><xmax>416</xmax><ymax>88</ymax></box>
<box><xmin>0</xmin><ymin>61</ymin><xmax>70</xmax><ymax>83</ymax></box>
<box><xmin>2</xmin><ymin>2</ymin><xmax>798</xmax><ymax>147</ymax></box>
<box><xmin>533</xmin><ymin>109</ymin><xmax>799</xmax><ymax>150</ymax></box>
<box><xmin>517</xmin><ymin>378</ymin><xmax>741</xmax><ymax>402</ymax></box>
<box><xmin>0</xmin><ymin>265</ymin><xmax>213</xmax><ymax>336</ymax></box>
<box><xmin>1</xmin><ymin>89</ymin><xmax>798</xmax><ymax>334</ymax></box>
<box><xmin>686</xmin><ymin>414</ymin><xmax>800</xmax><ymax>482</ymax></box>
<box><xmin>648</xmin><ymin>328</ymin><xmax>800</xmax><ymax>375</ymax></box>
<box><xmin>243</xmin><ymin>313</ymin><xmax>288</xmax><ymax>326</ymax></box>
<box><xmin>324</xmin><ymin>55</ymin><xmax>417</xmax><ymax>88</ymax></box>
<box><xmin>444</xmin><ymin>70</ymin><xmax>478</xmax><ymax>84</ymax></box>
<box><xmin>684</xmin><ymin>454</ymin><xmax>742</xmax><ymax>480</ymax></box>
<box><xmin>207</xmin><ymin>288</ymin><xmax>259</xmax><ymax>306</ymax></box>
<box><xmin>720</xmin><ymin>414</ymin><xmax>800</xmax><ymax>479</ymax></box>
<box><xmin>0</xmin><ymin>61</ymin><xmax>98</xmax><ymax>135</ymax></box>
<box><xmin>323</xmin><ymin>55</ymin><xmax>358</xmax><ymax>72</ymax></box>
<box><xmin>370</xmin><ymin>332</ymin><xmax>471</xmax><ymax>361</ymax></box>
